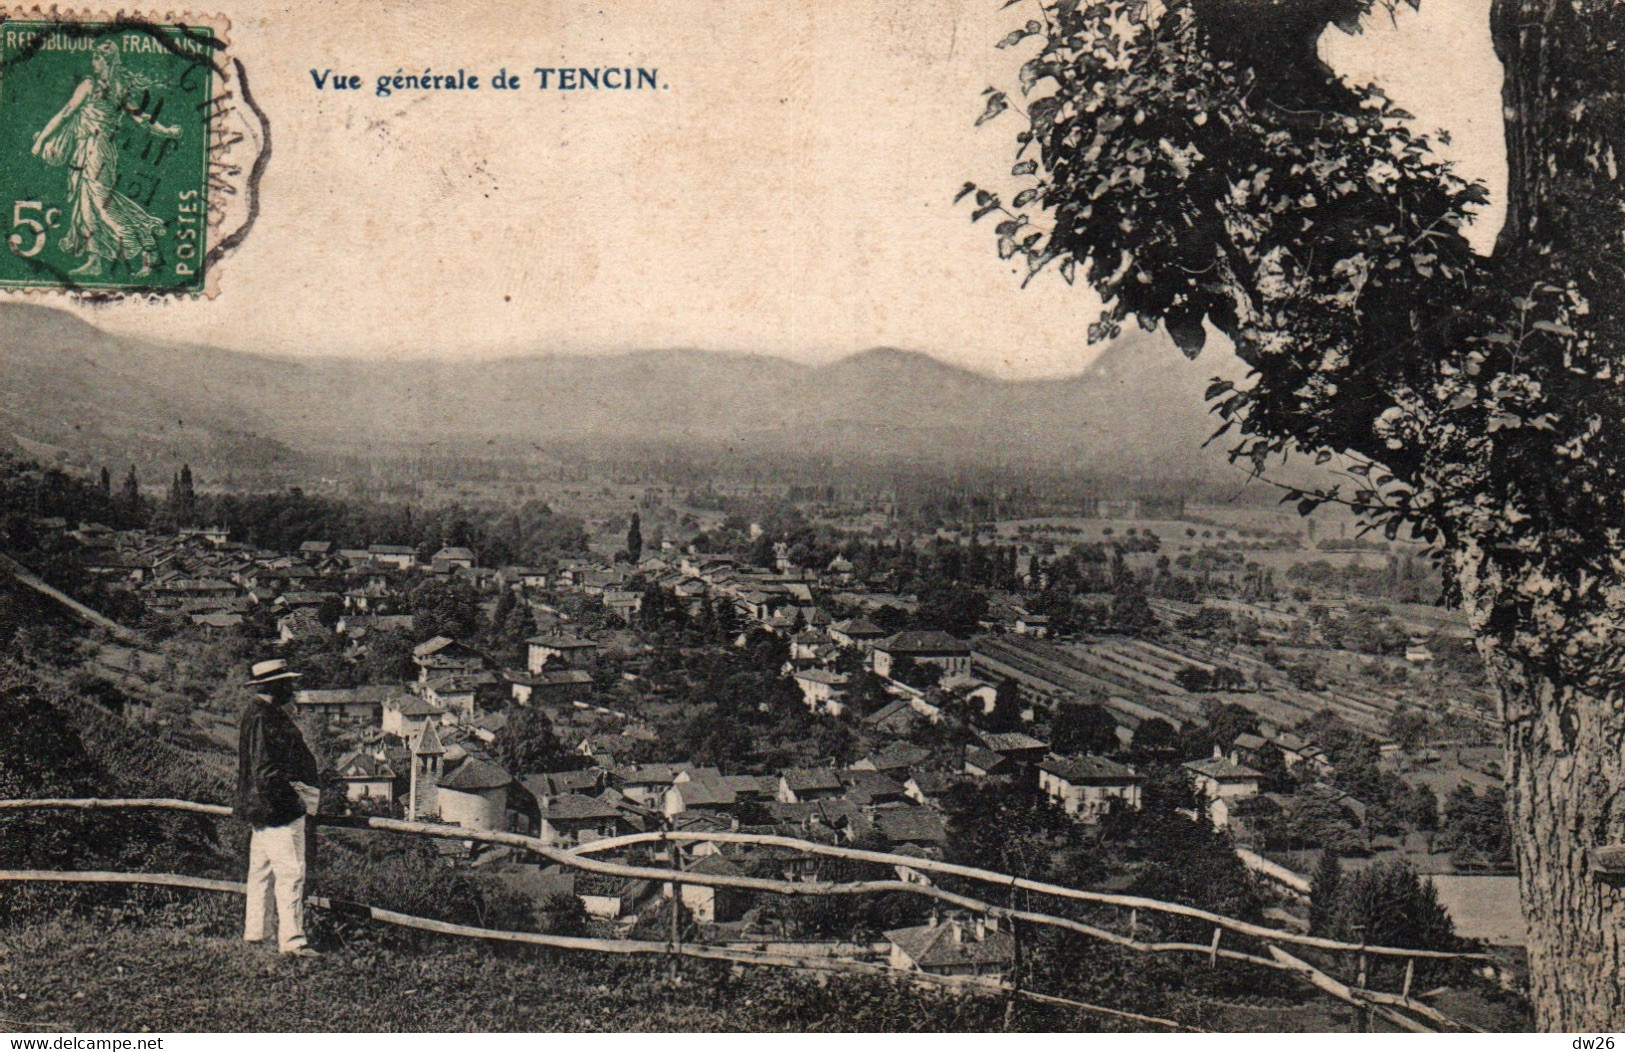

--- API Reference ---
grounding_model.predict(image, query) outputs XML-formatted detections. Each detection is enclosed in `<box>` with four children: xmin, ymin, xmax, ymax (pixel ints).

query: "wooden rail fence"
<box><xmin>0</xmin><ymin>797</ymin><xmax>1492</xmax><ymax>1033</ymax></box>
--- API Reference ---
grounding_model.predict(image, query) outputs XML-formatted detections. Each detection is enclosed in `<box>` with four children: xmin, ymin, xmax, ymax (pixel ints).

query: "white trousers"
<box><xmin>244</xmin><ymin>816</ymin><xmax>308</xmax><ymax>951</ymax></box>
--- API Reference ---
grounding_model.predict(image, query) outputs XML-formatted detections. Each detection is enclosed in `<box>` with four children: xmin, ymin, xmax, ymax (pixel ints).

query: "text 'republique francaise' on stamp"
<box><xmin>0</xmin><ymin>8</ymin><xmax>266</xmax><ymax>298</ymax></box>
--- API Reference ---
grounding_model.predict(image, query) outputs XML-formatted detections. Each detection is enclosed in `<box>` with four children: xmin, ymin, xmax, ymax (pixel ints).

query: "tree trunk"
<box><xmin>1488</xmin><ymin>649</ymin><xmax>1625</xmax><ymax>1030</ymax></box>
<box><xmin>1484</xmin><ymin>0</ymin><xmax>1625</xmax><ymax>1029</ymax></box>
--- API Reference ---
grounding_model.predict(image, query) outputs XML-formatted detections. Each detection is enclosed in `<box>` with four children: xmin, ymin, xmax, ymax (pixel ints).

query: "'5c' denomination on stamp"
<box><xmin>0</xmin><ymin>9</ymin><xmax>266</xmax><ymax>298</ymax></box>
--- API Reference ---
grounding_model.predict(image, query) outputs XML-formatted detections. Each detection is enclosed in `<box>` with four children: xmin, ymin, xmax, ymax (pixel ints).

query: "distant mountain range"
<box><xmin>0</xmin><ymin>302</ymin><xmax>1260</xmax><ymax>483</ymax></box>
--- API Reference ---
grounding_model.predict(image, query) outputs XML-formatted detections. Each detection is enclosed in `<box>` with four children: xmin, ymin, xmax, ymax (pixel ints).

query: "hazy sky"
<box><xmin>53</xmin><ymin>0</ymin><xmax>1504</xmax><ymax>378</ymax></box>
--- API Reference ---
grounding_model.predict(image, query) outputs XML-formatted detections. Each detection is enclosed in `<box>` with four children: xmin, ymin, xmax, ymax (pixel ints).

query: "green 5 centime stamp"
<box><xmin>0</xmin><ymin>11</ymin><xmax>261</xmax><ymax>297</ymax></box>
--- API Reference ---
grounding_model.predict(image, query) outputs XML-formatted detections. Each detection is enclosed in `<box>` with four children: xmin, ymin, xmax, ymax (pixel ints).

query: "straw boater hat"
<box><xmin>246</xmin><ymin>658</ymin><xmax>301</xmax><ymax>687</ymax></box>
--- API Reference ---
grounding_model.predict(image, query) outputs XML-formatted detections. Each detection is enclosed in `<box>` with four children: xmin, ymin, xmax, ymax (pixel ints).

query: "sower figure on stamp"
<box><xmin>235</xmin><ymin>658</ymin><xmax>322</xmax><ymax>957</ymax></box>
<box><xmin>30</xmin><ymin>39</ymin><xmax>181</xmax><ymax>278</ymax></box>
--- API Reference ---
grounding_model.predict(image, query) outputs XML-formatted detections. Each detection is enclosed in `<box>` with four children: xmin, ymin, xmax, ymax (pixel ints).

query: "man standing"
<box><xmin>235</xmin><ymin>658</ymin><xmax>322</xmax><ymax>957</ymax></box>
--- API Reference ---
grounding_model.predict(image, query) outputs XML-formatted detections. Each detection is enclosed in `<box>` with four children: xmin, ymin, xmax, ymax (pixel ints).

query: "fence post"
<box><xmin>1401</xmin><ymin>957</ymin><xmax>1414</xmax><ymax>1001</ymax></box>
<box><xmin>1128</xmin><ymin>907</ymin><xmax>1138</xmax><ymax>939</ymax></box>
<box><xmin>667</xmin><ymin>824</ymin><xmax>682</xmax><ymax>982</ymax></box>
<box><xmin>1357</xmin><ymin>936</ymin><xmax>1371</xmax><ymax>1033</ymax></box>
<box><xmin>1005</xmin><ymin>880</ymin><xmax>1023</xmax><ymax>1030</ymax></box>
<box><xmin>1209</xmin><ymin>927</ymin><xmax>1222</xmax><ymax>968</ymax></box>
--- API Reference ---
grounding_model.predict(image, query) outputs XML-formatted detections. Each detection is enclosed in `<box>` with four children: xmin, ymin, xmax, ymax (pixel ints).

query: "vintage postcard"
<box><xmin>0</xmin><ymin>0</ymin><xmax>1612</xmax><ymax>1038</ymax></box>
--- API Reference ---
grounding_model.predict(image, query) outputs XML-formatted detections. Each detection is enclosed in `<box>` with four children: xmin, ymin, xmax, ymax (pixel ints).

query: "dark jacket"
<box><xmin>235</xmin><ymin>696</ymin><xmax>319</xmax><ymax>829</ymax></box>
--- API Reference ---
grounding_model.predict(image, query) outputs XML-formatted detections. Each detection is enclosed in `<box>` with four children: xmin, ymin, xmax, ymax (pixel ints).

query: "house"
<box><xmin>436</xmin><ymin>756</ymin><xmax>513</xmax><ymax>831</ymax></box>
<box><xmin>973</xmin><ymin>729</ymin><xmax>1049</xmax><ymax>765</ymax></box>
<box><xmin>527</xmin><ymin>633</ymin><xmax>599</xmax><ymax>674</ymax></box>
<box><xmin>537</xmin><ymin>793</ymin><xmax>625</xmax><ymax>847</ymax></box>
<box><xmin>829</xmin><ymin>616</ymin><xmax>888</xmax><ymax>650</ymax></box>
<box><xmin>179</xmin><ymin>525</ymin><xmax>230</xmax><ymax>547</ymax></box>
<box><xmin>885</xmin><ymin>915</ymin><xmax>1015</xmax><ymax>980</ymax></box>
<box><xmin>602</xmin><ymin>590</ymin><xmax>643</xmax><ymax>623</ymax></box>
<box><xmin>1183</xmin><ymin>749</ymin><xmax>1264</xmax><ymax>828</ymax></box>
<box><xmin>851</xmin><ymin>742</ymin><xmax>933</xmax><ymax>775</ymax></box>
<box><xmin>866</xmin><ymin>808</ymin><xmax>949</xmax><ymax>853</ymax></box>
<box><xmin>777</xmin><ymin>768</ymin><xmax>844</xmax><ymax>803</ymax></box>
<box><xmin>676</xmin><ymin>854</ymin><xmax>749</xmax><ymax>925</ymax></box>
<box><xmin>273</xmin><ymin>590</ymin><xmax>329</xmax><ymax>611</ymax></box>
<box><xmin>82</xmin><ymin>549</ymin><xmax>152</xmax><ymax>582</ymax></box>
<box><xmin>295</xmin><ymin>684</ymin><xmax>401</xmax><ymax>723</ymax></box>
<box><xmin>497</xmin><ymin>566</ymin><xmax>548</xmax><ymax>590</ymax></box>
<box><xmin>862</xmin><ymin>698</ymin><xmax>920</xmax><ymax>736</ymax></box>
<box><xmin>426</xmin><ymin>671</ymin><xmax>504</xmax><ymax>716</ymax></box>
<box><xmin>1265</xmin><ymin>730</ymin><xmax>1329</xmax><ymax>773</ymax></box>
<box><xmin>664</xmin><ymin>775</ymin><xmax>739</xmax><ymax>817</ymax></box>
<box><xmin>574</xmin><ymin>872</ymin><xmax>654</xmax><ymax>919</ymax></box>
<box><xmin>466</xmin><ymin>709</ymin><xmax>509</xmax><ymax>744</ymax></box>
<box><xmin>336</xmin><ymin>613</ymin><xmax>417</xmax><ymax>640</ymax></box>
<box><xmin>614</xmin><ymin>764</ymin><xmax>702</xmax><ymax>808</ymax></box>
<box><xmin>412</xmin><ymin>636</ymin><xmax>488</xmax><ymax>683</ymax></box>
<box><xmin>789</xmin><ymin>629</ymin><xmax>829</xmax><ymax>662</ymax></box>
<box><xmin>963</xmin><ymin>746</ymin><xmax>1011</xmax><ymax>779</ymax></box>
<box><xmin>342</xmin><ymin>580</ymin><xmax>392</xmax><ymax>613</ymax></box>
<box><xmin>1038</xmin><ymin>754</ymin><xmax>1143</xmax><ymax>824</ymax></box>
<box><xmin>421</xmin><ymin>675</ymin><xmax>483</xmax><ymax>718</ymax></box>
<box><xmin>276</xmin><ymin>608</ymin><xmax>327</xmax><ymax>645</ymax></box>
<box><xmin>1012</xmin><ymin>612</ymin><xmax>1051</xmax><ymax>638</ymax></box>
<box><xmin>368</xmin><ymin>544</ymin><xmax>419</xmax><ymax>570</ymax></box>
<box><xmin>510</xmin><ymin>668</ymin><xmax>595</xmax><ymax>706</ymax></box>
<box><xmin>190</xmin><ymin>610</ymin><xmax>243</xmax><ymax>634</ymax></box>
<box><xmin>722</xmin><ymin>774</ymin><xmax>779</xmax><ymax>801</ymax></box>
<box><xmin>382</xmin><ymin>695</ymin><xmax>444</xmax><ymax>738</ymax></box>
<box><xmin>1229</xmin><ymin>732</ymin><xmax>1271</xmax><ymax>767</ymax></box>
<box><xmin>298</xmin><ymin>541</ymin><xmax>332</xmax><ymax>557</ymax></box>
<box><xmin>432</xmin><ymin>546</ymin><xmax>477</xmax><ymax>571</ymax></box>
<box><xmin>520</xmin><ymin>768</ymin><xmax>607</xmax><ymax>806</ymax></box>
<box><xmin>839</xmin><ymin>770</ymin><xmax>909</xmax><ymax>807</ymax></box>
<box><xmin>792</xmin><ymin>669</ymin><xmax>849</xmax><ymax>716</ymax></box>
<box><xmin>334</xmin><ymin>750</ymin><xmax>397</xmax><ymax>804</ymax></box>
<box><xmin>903</xmin><ymin>771</ymin><xmax>958</xmax><ymax>807</ymax></box>
<box><xmin>871</xmin><ymin>631</ymin><xmax>971</xmax><ymax>679</ymax></box>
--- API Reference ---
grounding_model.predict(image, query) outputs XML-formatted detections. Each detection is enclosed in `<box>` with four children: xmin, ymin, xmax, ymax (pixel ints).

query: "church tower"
<box><xmin>408</xmin><ymin>719</ymin><xmax>445</xmax><ymax>821</ymax></box>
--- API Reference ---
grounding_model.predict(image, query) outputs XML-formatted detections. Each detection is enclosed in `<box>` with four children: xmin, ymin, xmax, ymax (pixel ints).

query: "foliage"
<box><xmin>1317</xmin><ymin>860</ymin><xmax>1462</xmax><ymax>954</ymax></box>
<box><xmin>1108</xmin><ymin>589</ymin><xmax>1160</xmax><ymax>637</ymax></box>
<box><xmin>536</xmin><ymin>890</ymin><xmax>589</xmax><ymax>937</ymax></box>
<box><xmin>915</xmin><ymin>581</ymin><xmax>989</xmax><ymax>637</ymax></box>
<box><xmin>1197</xmin><ymin>698</ymin><xmax>1258</xmax><ymax>751</ymax></box>
<box><xmin>1050</xmin><ymin>700</ymin><xmax>1120</xmax><ymax>755</ymax></box>
<box><xmin>0</xmin><ymin>661</ymin><xmax>227</xmax><ymax>924</ymax></box>
<box><xmin>625</xmin><ymin>511</ymin><xmax>643</xmax><ymax>564</ymax></box>
<box><xmin>979</xmin><ymin>675</ymin><xmax>1026</xmax><ymax>733</ymax></box>
<box><xmin>492</xmin><ymin>705</ymin><xmax>564</xmax><ymax>778</ymax></box>
<box><xmin>1127</xmin><ymin>717</ymin><xmax>1179</xmax><ymax>763</ymax></box>
<box><xmin>359</xmin><ymin>629</ymin><xmax>416</xmax><ymax>683</ymax></box>
<box><xmin>1308</xmin><ymin>850</ymin><xmax>1343</xmax><ymax>937</ymax></box>
<box><xmin>964</xmin><ymin>0</ymin><xmax>1625</xmax><ymax>718</ymax></box>
<box><xmin>1125</xmin><ymin>803</ymin><xmax>1265</xmax><ymax>929</ymax></box>
<box><xmin>409</xmin><ymin>578</ymin><xmax>484</xmax><ymax>644</ymax></box>
<box><xmin>942</xmin><ymin>781</ymin><xmax>1076</xmax><ymax>880</ymax></box>
<box><xmin>1435</xmin><ymin>783</ymin><xmax>1512</xmax><ymax>869</ymax></box>
<box><xmin>1386</xmin><ymin>704</ymin><xmax>1433</xmax><ymax>751</ymax></box>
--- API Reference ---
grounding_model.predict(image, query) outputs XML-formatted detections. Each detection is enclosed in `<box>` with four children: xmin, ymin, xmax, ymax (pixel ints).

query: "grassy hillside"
<box><xmin>2</xmin><ymin>911</ymin><xmax>1121</xmax><ymax>1033</ymax></box>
